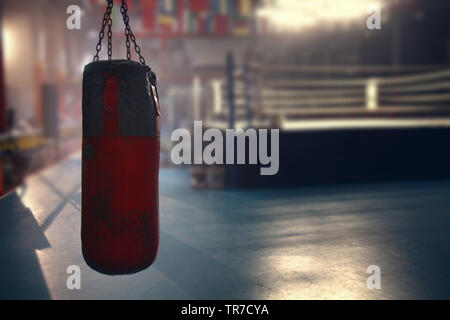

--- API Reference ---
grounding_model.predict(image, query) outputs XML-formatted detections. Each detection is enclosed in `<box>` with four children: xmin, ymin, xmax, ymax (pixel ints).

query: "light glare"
<box><xmin>257</xmin><ymin>0</ymin><xmax>384</xmax><ymax>32</ymax></box>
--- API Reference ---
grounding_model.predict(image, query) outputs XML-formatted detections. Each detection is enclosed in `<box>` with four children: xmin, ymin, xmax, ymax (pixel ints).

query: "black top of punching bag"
<box><xmin>82</xmin><ymin>60</ymin><xmax>159</xmax><ymax>137</ymax></box>
<box><xmin>84</xmin><ymin>60</ymin><xmax>157</xmax><ymax>86</ymax></box>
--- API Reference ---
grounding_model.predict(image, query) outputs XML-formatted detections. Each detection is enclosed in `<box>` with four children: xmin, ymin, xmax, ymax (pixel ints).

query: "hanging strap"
<box><xmin>92</xmin><ymin>0</ymin><xmax>148</xmax><ymax>67</ymax></box>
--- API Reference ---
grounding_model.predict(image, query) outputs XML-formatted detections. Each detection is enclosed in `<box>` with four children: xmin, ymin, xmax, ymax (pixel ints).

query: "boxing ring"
<box><xmin>200</xmin><ymin>59</ymin><xmax>450</xmax><ymax>187</ymax></box>
<box><xmin>204</xmin><ymin>59</ymin><xmax>450</xmax><ymax>126</ymax></box>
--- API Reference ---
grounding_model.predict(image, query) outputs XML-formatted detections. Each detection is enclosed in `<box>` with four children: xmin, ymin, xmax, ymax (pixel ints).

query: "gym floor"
<box><xmin>1</xmin><ymin>152</ymin><xmax>450</xmax><ymax>299</ymax></box>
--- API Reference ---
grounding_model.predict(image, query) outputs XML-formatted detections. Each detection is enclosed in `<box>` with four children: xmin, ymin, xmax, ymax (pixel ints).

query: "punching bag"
<box><xmin>81</xmin><ymin>0</ymin><xmax>160</xmax><ymax>275</ymax></box>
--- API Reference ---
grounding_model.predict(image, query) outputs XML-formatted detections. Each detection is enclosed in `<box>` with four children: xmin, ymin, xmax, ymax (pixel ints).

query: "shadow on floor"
<box><xmin>0</xmin><ymin>191</ymin><xmax>51</xmax><ymax>299</ymax></box>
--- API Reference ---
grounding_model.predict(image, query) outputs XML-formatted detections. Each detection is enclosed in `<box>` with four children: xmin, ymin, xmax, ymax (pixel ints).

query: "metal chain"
<box><xmin>120</xmin><ymin>0</ymin><xmax>146</xmax><ymax>66</ymax></box>
<box><xmin>125</xmin><ymin>32</ymin><xmax>131</xmax><ymax>60</ymax></box>
<box><xmin>93</xmin><ymin>0</ymin><xmax>114</xmax><ymax>62</ymax></box>
<box><xmin>93</xmin><ymin>0</ymin><xmax>148</xmax><ymax>66</ymax></box>
<box><xmin>107</xmin><ymin>11</ymin><xmax>113</xmax><ymax>60</ymax></box>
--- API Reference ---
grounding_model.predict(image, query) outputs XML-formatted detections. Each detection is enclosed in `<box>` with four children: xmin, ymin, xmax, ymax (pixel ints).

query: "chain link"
<box><xmin>120</xmin><ymin>0</ymin><xmax>146</xmax><ymax>66</ymax></box>
<box><xmin>107</xmin><ymin>12</ymin><xmax>113</xmax><ymax>60</ymax></box>
<box><xmin>125</xmin><ymin>32</ymin><xmax>131</xmax><ymax>60</ymax></box>
<box><xmin>93</xmin><ymin>0</ymin><xmax>114</xmax><ymax>62</ymax></box>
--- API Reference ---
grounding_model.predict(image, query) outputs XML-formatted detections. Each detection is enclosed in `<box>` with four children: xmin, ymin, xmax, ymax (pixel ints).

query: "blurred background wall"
<box><xmin>1</xmin><ymin>0</ymin><xmax>450</xmax><ymax>193</ymax></box>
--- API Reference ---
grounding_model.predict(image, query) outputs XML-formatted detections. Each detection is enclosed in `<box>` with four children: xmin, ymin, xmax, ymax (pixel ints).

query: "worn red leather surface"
<box><xmin>82</xmin><ymin>72</ymin><xmax>159</xmax><ymax>275</ymax></box>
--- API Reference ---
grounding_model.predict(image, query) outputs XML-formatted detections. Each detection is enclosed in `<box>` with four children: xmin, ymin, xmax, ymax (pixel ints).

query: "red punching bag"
<box><xmin>81</xmin><ymin>0</ymin><xmax>160</xmax><ymax>275</ymax></box>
